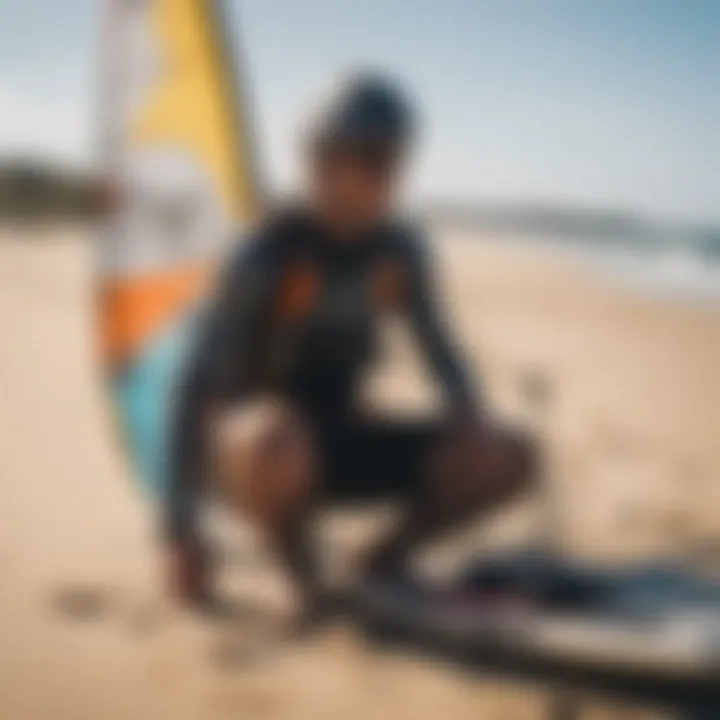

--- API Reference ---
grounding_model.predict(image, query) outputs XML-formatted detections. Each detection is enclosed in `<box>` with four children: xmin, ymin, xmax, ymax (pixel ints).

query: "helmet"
<box><xmin>304</xmin><ymin>71</ymin><xmax>417</xmax><ymax>157</ymax></box>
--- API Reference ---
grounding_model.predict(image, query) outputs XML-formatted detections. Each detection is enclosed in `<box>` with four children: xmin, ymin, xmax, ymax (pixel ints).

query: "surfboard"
<box><xmin>96</xmin><ymin>0</ymin><xmax>261</xmax><ymax>498</ymax></box>
<box><xmin>352</xmin><ymin>551</ymin><xmax>720</xmax><ymax>713</ymax></box>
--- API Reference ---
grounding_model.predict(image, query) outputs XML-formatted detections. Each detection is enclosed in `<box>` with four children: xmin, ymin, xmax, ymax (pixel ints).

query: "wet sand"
<box><xmin>1</xmin><ymin>224</ymin><xmax>719</xmax><ymax>719</ymax></box>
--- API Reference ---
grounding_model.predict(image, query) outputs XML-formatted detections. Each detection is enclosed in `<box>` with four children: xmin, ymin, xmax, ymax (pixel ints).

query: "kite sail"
<box><xmin>97</xmin><ymin>0</ymin><xmax>261</xmax><ymax>496</ymax></box>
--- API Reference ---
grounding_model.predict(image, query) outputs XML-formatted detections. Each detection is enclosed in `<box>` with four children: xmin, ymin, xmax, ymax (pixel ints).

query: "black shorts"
<box><xmin>318</xmin><ymin>419</ymin><xmax>442</xmax><ymax>502</ymax></box>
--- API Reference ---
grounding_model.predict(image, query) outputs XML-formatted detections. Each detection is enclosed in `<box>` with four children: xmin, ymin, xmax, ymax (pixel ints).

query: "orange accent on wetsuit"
<box><xmin>274</xmin><ymin>261</ymin><xmax>321</xmax><ymax>322</ymax></box>
<box><xmin>370</xmin><ymin>259</ymin><xmax>408</xmax><ymax>312</ymax></box>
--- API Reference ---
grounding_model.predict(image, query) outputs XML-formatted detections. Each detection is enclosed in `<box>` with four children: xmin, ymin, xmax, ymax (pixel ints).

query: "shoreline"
<box><xmin>428</xmin><ymin>223</ymin><xmax>720</xmax><ymax>308</ymax></box>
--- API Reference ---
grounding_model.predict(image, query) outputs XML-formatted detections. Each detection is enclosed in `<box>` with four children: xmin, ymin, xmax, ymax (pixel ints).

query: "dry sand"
<box><xmin>1</xmin><ymin>223</ymin><xmax>719</xmax><ymax>719</ymax></box>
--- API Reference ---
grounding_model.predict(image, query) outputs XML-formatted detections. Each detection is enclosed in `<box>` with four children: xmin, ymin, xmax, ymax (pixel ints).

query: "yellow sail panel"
<box><xmin>131</xmin><ymin>0</ymin><xmax>257</xmax><ymax>221</ymax></box>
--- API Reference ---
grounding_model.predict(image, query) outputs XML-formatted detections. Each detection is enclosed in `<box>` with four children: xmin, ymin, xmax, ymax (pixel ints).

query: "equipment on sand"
<box><xmin>96</xmin><ymin>0</ymin><xmax>261</xmax><ymax>498</ymax></box>
<box><xmin>349</xmin><ymin>373</ymin><xmax>720</xmax><ymax>719</ymax></box>
<box><xmin>351</xmin><ymin>551</ymin><xmax>720</xmax><ymax>719</ymax></box>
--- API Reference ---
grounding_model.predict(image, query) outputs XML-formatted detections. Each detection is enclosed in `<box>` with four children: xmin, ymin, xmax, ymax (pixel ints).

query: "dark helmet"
<box><xmin>305</xmin><ymin>71</ymin><xmax>417</xmax><ymax>158</ymax></box>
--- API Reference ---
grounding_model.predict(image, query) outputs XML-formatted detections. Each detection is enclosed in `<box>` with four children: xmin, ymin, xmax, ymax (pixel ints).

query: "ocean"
<box><xmin>538</xmin><ymin>231</ymin><xmax>720</xmax><ymax>304</ymax></box>
<box><xmin>429</xmin><ymin>210</ymin><xmax>720</xmax><ymax>304</ymax></box>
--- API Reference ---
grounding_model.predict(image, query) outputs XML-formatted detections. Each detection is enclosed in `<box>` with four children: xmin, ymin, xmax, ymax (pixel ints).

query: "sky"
<box><xmin>1</xmin><ymin>0</ymin><xmax>718</xmax><ymax>222</ymax></box>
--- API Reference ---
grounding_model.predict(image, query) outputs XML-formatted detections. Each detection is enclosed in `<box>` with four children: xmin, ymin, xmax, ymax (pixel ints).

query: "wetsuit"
<box><xmin>166</xmin><ymin>208</ymin><xmax>480</xmax><ymax>544</ymax></box>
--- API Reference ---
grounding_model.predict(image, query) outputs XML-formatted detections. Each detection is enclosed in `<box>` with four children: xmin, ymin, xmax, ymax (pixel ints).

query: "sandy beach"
<box><xmin>1</xmin><ymin>223</ymin><xmax>719</xmax><ymax>719</ymax></box>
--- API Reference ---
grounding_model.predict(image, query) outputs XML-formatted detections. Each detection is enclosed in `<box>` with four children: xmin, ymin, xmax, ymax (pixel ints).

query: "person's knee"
<box><xmin>212</xmin><ymin>398</ymin><xmax>316</xmax><ymax>523</ymax></box>
<box><xmin>429</xmin><ymin>420</ymin><xmax>538</xmax><ymax>510</ymax></box>
<box><xmin>495</xmin><ymin>425</ymin><xmax>538</xmax><ymax>497</ymax></box>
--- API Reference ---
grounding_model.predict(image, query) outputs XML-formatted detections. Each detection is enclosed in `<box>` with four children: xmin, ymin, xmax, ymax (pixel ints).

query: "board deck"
<box><xmin>350</xmin><ymin>552</ymin><xmax>720</xmax><ymax>713</ymax></box>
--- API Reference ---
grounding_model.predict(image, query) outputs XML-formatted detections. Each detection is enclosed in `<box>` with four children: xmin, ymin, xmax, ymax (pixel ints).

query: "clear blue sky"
<box><xmin>1</xmin><ymin>0</ymin><xmax>718</xmax><ymax>221</ymax></box>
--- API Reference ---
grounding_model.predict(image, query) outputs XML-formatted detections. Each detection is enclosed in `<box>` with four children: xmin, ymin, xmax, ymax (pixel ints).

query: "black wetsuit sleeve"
<box><xmin>164</xmin><ymin>236</ymin><xmax>278</xmax><ymax>545</ymax></box>
<box><xmin>404</xmin><ymin>235</ymin><xmax>481</xmax><ymax>415</ymax></box>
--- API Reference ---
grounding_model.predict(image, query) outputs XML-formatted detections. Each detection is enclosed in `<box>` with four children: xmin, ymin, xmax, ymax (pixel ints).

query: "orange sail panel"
<box><xmin>101</xmin><ymin>263</ymin><xmax>209</xmax><ymax>369</ymax></box>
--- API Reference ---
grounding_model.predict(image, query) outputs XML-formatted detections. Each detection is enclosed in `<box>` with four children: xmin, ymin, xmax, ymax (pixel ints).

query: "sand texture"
<box><xmin>1</xmin><ymin>224</ymin><xmax>719</xmax><ymax>719</ymax></box>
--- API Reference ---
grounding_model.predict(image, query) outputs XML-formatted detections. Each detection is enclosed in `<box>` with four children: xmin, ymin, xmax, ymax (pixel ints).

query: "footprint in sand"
<box><xmin>50</xmin><ymin>583</ymin><xmax>167</xmax><ymax>641</ymax></box>
<box><xmin>50</xmin><ymin>583</ymin><xmax>116</xmax><ymax>621</ymax></box>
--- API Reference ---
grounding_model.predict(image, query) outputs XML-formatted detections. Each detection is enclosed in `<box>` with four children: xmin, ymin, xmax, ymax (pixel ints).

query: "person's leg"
<box><xmin>211</xmin><ymin>398</ymin><xmax>321</xmax><ymax>606</ymax></box>
<box><xmin>353</xmin><ymin>418</ymin><xmax>538</xmax><ymax>576</ymax></box>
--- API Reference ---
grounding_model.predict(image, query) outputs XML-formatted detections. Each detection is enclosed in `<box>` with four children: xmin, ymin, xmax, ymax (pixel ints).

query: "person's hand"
<box><xmin>167</xmin><ymin>540</ymin><xmax>209</xmax><ymax>606</ymax></box>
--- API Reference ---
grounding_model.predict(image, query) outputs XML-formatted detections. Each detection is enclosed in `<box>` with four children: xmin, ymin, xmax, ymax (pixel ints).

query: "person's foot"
<box><xmin>167</xmin><ymin>540</ymin><xmax>210</xmax><ymax>606</ymax></box>
<box><xmin>360</xmin><ymin>528</ymin><xmax>418</xmax><ymax>586</ymax></box>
